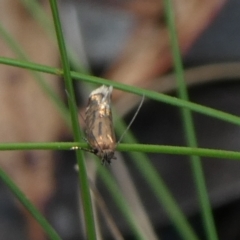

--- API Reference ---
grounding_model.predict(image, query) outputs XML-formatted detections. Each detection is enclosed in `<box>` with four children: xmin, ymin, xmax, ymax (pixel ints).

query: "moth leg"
<box><xmin>70</xmin><ymin>146</ymin><xmax>94</xmax><ymax>154</ymax></box>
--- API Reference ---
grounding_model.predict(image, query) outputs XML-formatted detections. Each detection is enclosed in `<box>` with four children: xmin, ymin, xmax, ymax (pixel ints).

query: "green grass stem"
<box><xmin>96</xmin><ymin>160</ymin><xmax>148</xmax><ymax>240</ymax></box>
<box><xmin>21</xmin><ymin>0</ymin><xmax>89</xmax><ymax>74</ymax></box>
<box><xmin>0</xmin><ymin>168</ymin><xmax>61</xmax><ymax>240</ymax></box>
<box><xmin>0</xmin><ymin>57</ymin><xmax>240</xmax><ymax>128</ymax></box>
<box><xmin>0</xmin><ymin>23</ymin><xmax>69</xmax><ymax>123</ymax></box>
<box><xmin>0</xmin><ymin>142</ymin><xmax>238</xmax><ymax>161</ymax></box>
<box><xmin>49</xmin><ymin>1</ymin><xmax>96</xmax><ymax>239</ymax></box>
<box><xmin>0</xmin><ymin>3</ymin><xmax>239</xmax><ymax>238</ymax></box>
<box><xmin>115</xmin><ymin>120</ymin><xmax>199</xmax><ymax>240</ymax></box>
<box><xmin>20</xmin><ymin>0</ymin><xmax>54</xmax><ymax>35</ymax></box>
<box><xmin>163</xmin><ymin>1</ymin><xmax>218</xmax><ymax>239</ymax></box>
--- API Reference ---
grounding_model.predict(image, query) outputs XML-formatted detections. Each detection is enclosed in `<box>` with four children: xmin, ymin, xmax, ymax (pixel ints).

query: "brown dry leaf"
<box><xmin>0</xmin><ymin>1</ymin><xmax>66</xmax><ymax>239</ymax></box>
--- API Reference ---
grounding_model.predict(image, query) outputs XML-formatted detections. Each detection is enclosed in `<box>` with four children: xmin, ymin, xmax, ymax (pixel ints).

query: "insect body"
<box><xmin>85</xmin><ymin>85</ymin><xmax>116</xmax><ymax>164</ymax></box>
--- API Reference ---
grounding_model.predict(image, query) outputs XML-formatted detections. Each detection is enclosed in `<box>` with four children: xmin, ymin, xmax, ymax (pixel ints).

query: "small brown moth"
<box><xmin>85</xmin><ymin>85</ymin><xmax>116</xmax><ymax>164</ymax></box>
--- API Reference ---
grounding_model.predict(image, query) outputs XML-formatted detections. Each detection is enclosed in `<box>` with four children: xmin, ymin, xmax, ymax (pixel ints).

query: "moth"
<box><xmin>72</xmin><ymin>85</ymin><xmax>143</xmax><ymax>164</ymax></box>
<box><xmin>85</xmin><ymin>85</ymin><xmax>116</xmax><ymax>164</ymax></box>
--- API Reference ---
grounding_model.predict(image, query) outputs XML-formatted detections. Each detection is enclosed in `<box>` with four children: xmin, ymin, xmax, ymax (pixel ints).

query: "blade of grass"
<box><xmin>95</xmin><ymin>158</ymin><xmax>149</xmax><ymax>240</ymax></box>
<box><xmin>16</xmin><ymin>2</ymin><xmax>132</xmax><ymax>232</ymax></box>
<box><xmin>115</xmin><ymin>119</ymin><xmax>199</xmax><ymax>240</ymax></box>
<box><xmin>48</xmin><ymin>1</ymin><xmax>96</xmax><ymax>239</ymax></box>
<box><xmin>0</xmin><ymin>142</ymin><xmax>239</xmax><ymax>161</ymax></box>
<box><xmin>163</xmin><ymin>1</ymin><xmax>218</xmax><ymax>239</ymax></box>
<box><xmin>21</xmin><ymin>0</ymin><xmax>89</xmax><ymax>74</ymax></box>
<box><xmin>1</xmin><ymin>56</ymin><xmax>240</xmax><ymax>128</ymax></box>
<box><xmin>20</xmin><ymin>0</ymin><xmax>54</xmax><ymax>35</ymax></box>
<box><xmin>112</xmin><ymin>85</ymin><xmax>195</xmax><ymax>238</ymax></box>
<box><xmin>112</xmin><ymin>109</ymin><xmax>160</xmax><ymax>240</ymax></box>
<box><xmin>0</xmin><ymin>168</ymin><xmax>61</xmax><ymax>240</ymax></box>
<box><xmin>0</xmin><ymin>13</ymin><xmax>69</xmax><ymax>240</ymax></box>
<box><xmin>0</xmin><ymin>23</ymin><xmax>69</xmax><ymax>123</ymax></box>
<box><xmin>0</xmin><ymin>13</ymin><xmax>197</xmax><ymax>236</ymax></box>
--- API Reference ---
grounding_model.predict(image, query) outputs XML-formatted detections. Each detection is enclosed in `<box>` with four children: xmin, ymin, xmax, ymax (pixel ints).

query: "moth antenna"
<box><xmin>117</xmin><ymin>95</ymin><xmax>145</xmax><ymax>144</ymax></box>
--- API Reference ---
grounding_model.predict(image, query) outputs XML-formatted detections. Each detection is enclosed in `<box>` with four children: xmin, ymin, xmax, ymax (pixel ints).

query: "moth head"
<box><xmin>96</xmin><ymin>149</ymin><xmax>116</xmax><ymax>165</ymax></box>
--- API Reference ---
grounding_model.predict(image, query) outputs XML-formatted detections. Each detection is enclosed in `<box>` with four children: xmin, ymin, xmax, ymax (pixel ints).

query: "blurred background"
<box><xmin>1</xmin><ymin>0</ymin><xmax>240</xmax><ymax>239</ymax></box>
